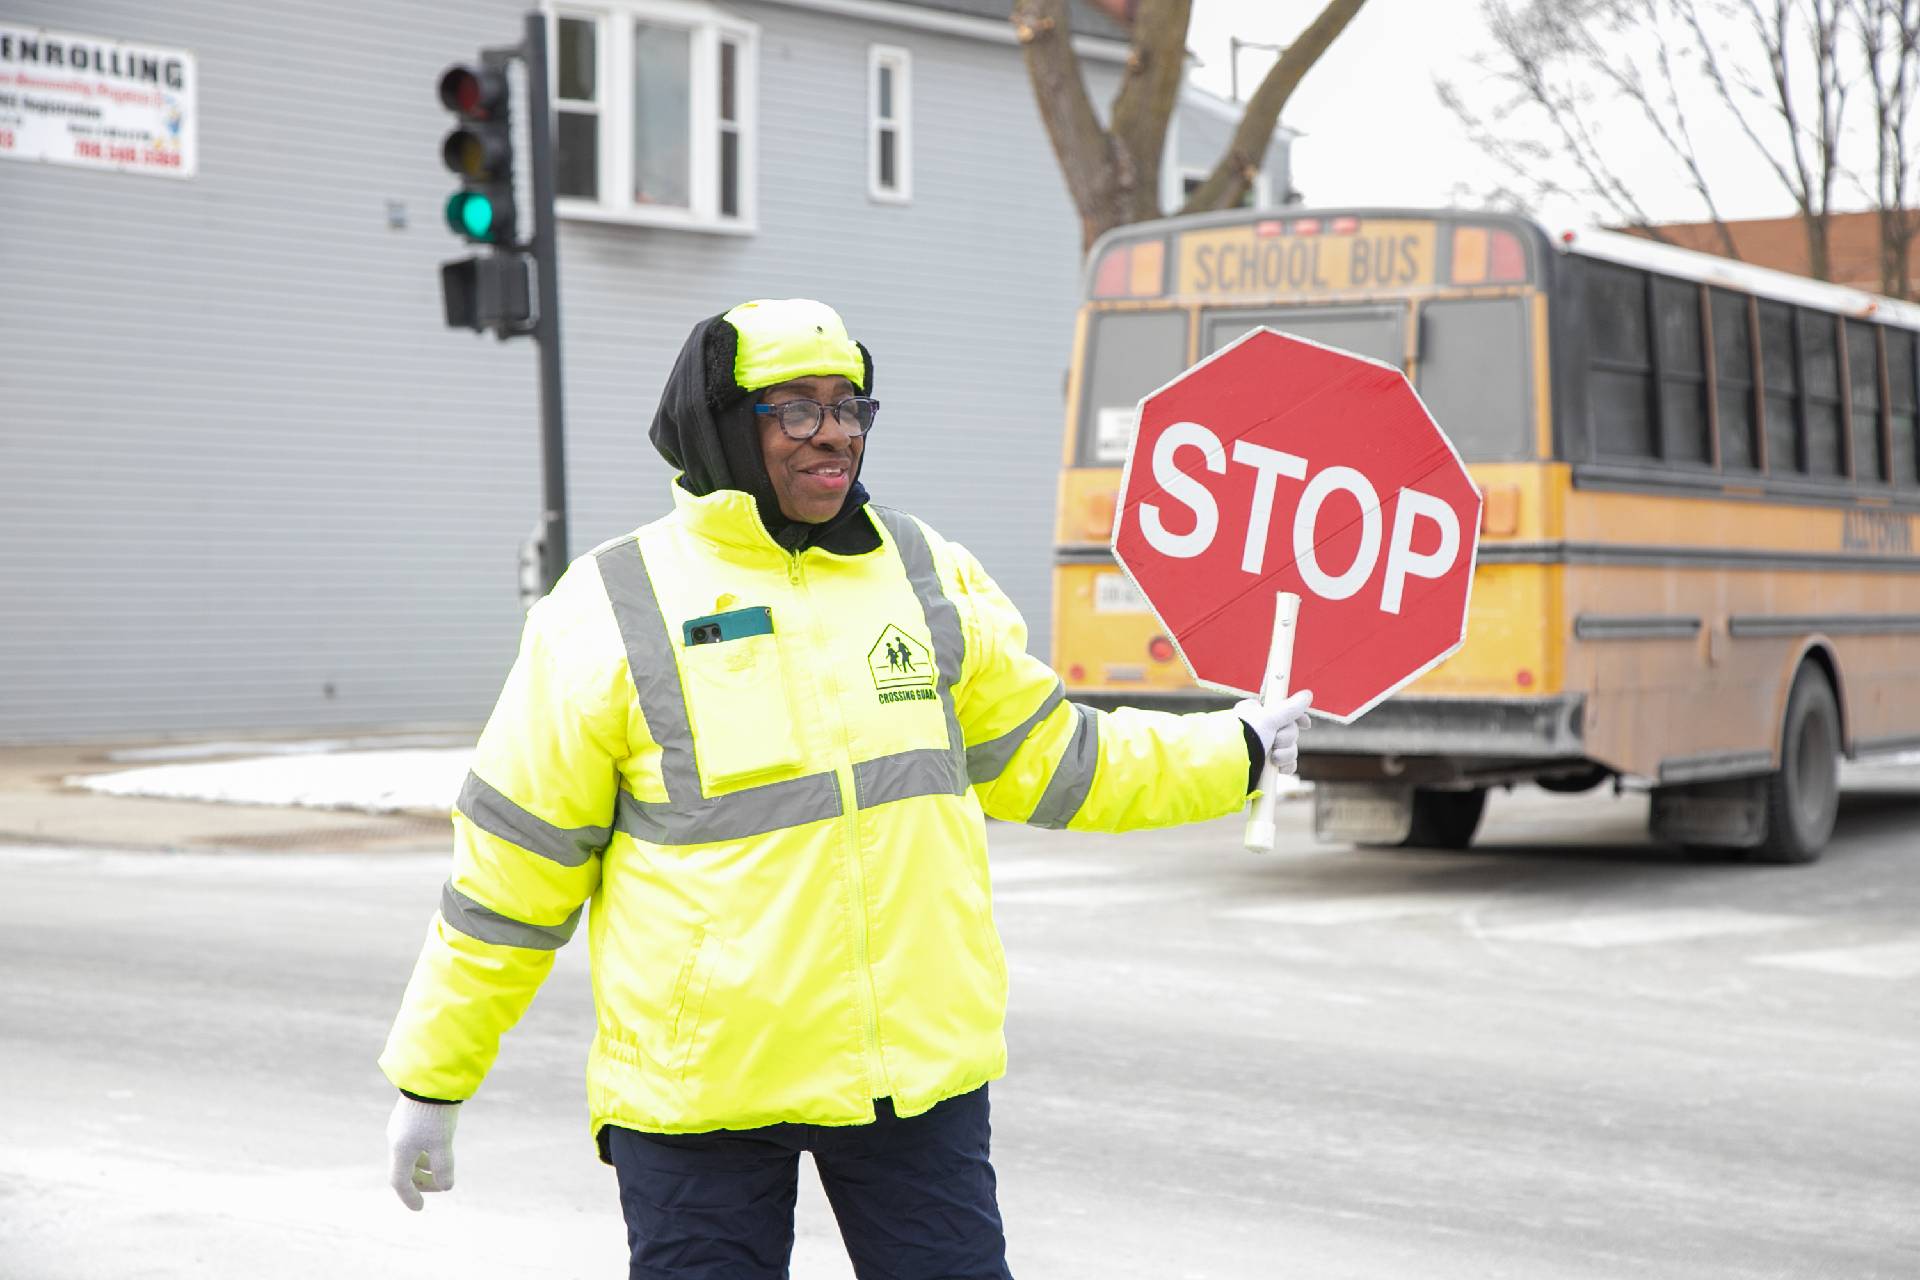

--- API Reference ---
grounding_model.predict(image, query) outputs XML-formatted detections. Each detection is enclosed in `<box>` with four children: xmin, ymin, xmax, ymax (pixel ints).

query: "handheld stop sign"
<box><xmin>1109</xmin><ymin>328</ymin><xmax>1482</xmax><ymax>851</ymax></box>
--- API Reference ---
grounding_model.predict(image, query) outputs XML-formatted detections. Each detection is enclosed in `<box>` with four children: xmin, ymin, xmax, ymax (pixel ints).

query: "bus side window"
<box><xmin>1653</xmin><ymin>277</ymin><xmax>1709</xmax><ymax>465</ymax></box>
<box><xmin>1890</xmin><ymin>330</ymin><xmax>1918</xmax><ymax>487</ymax></box>
<box><xmin>1585</xmin><ymin>262</ymin><xmax>1656</xmax><ymax>460</ymax></box>
<box><xmin>1845</xmin><ymin>320</ymin><xmax>1885</xmax><ymax>483</ymax></box>
<box><xmin>1710</xmin><ymin>289</ymin><xmax>1758</xmax><ymax>471</ymax></box>
<box><xmin>1799</xmin><ymin>310</ymin><xmax>1846</xmax><ymax>478</ymax></box>
<box><xmin>1758</xmin><ymin>301</ymin><xmax>1802</xmax><ymax>474</ymax></box>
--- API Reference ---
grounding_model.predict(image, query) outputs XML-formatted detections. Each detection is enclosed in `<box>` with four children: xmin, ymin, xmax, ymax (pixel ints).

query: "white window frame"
<box><xmin>548</xmin><ymin>0</ymin><xmax>758</xmax><ymax>234</ymax></box>
<box><xmin>867</xmin><ymin>44</ymin><xmax>911</xmax><ymax>204</ymax></box>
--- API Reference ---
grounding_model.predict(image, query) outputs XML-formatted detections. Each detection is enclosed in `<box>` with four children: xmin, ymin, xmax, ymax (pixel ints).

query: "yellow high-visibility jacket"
<box><xmin>380</xmin><ymin>485</ymin><xmax>1251</xmax><ymax>1139</ymax></box>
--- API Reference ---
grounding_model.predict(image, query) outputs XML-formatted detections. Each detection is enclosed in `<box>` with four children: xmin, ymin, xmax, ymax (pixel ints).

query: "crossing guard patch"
<box><xmin>869</xmin><ymin>625</ymin><xmax>936</xmax><ymax>703</ymax></box>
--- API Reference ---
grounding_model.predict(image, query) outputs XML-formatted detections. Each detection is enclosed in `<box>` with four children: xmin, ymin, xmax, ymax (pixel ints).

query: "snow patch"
<box><xmin>67</xmin><ymin>748</ymin><xmax>473</xmax><ymax>814</ymax></box>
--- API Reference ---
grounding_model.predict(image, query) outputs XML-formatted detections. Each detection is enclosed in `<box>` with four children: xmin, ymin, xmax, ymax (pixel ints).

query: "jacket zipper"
<box><xmin>789</xmin><ymin>549</ymin><xmax>889</xmax><ymax>1101</ymax></box>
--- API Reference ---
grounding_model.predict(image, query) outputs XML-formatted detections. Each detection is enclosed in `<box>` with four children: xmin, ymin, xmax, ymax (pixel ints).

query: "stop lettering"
<box><xmin>1111</xmin><ymin>328</ymin><xmax>1481</xmax><ymax>722</ymax></box>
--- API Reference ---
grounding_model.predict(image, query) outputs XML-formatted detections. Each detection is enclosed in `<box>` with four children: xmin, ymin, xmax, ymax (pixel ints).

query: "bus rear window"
<box><xmin>1416</xmin><ymin>298</ymin><xmax>1533</xmax><ymax>461</ymax></box>
<box><xmin>1076</xmin><ymin>310</ymin><xmax>1190</xmax><ymax>466</ymax></box>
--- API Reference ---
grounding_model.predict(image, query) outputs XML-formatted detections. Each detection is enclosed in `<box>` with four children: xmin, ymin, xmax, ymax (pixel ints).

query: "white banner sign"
<box><xmin>0</xmin><ymin>26</ymin><xmax>196</xmax><ymax>178</ymax></box>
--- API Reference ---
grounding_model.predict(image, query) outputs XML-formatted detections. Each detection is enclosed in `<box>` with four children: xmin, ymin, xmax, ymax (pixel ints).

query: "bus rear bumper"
<box><xmin>1303</xmin><ymin>694</ymin><xmax>1587</xmax><ymax>760</ymax></box>
<box><xmin>1068</xmin><ymin>690</ymin><xmax>1589</xmax><ymax>779</ymax></box>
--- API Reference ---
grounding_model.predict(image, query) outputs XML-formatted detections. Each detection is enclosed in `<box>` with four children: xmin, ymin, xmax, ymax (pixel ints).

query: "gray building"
<box><xmin>0</xmin><ymin>0</ymin><xmax>1291</xmax><ymax>743</ymax></box>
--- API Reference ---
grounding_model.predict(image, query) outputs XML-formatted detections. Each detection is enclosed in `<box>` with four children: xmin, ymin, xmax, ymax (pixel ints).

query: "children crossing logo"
<box><xmin>869</xmin><ymin>625</ymin><xmax>936</xmax><ymax>703</ymax></box>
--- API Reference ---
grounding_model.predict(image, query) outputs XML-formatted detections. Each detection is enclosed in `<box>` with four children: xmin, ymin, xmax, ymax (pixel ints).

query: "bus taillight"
<box><xmin>1148</xmin><ymin>635</ymin><xmax>1177</xmax><ymax>664</ymax></box>
<box><xmin>1450</xmin><ymin>227</ymin><xmax>1528</xmax><ymax>284</ymax></box>
<box><xmin>1090</xmin><ymin>239</ymin><xmax>1167</xmax><ymax>298</ymax></box>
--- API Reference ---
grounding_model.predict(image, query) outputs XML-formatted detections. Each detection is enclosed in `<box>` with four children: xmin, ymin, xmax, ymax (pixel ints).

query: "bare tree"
<box><xmin>1851</xmin><ymin>0</ymin><xmax>1920</xmax><ymax>295</ymax></box>
<box><xmin>1010</xmin><ymin>0</ymin><xmax>1371</xmax><ymax>250</ymax></box>
<box><xmin>1442</xmin><ymin>0</ymin><xmax>1865</xmax><ymax>281</ymax></box>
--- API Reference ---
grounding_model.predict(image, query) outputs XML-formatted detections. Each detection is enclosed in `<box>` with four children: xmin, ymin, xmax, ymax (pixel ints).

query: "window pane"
<box><xmin>1800</xmin><ymin>311</ymin><xmax>1843</xmax><ymax>476</ymax></box>
<box><xmin>558</xmin><ymin>17</ymin><xmax>596</xmax><ymax>101</ymax></box>
<box><xmin>1889</xmin><ymin>330</ymin><xmax>1917</xmax><ymax>411</ymax></box>
<box><xmin>878</xmin><ymin>64</ymin><xmax>893</xmax><ymax>119</ymax></box>
<box><xmin>1765</xmin><ymin>392</ymin><xmax>1800</xmax><ymax>472</ymax></box>
<box><xmin>1758</xmin><ymin>301</ymin><xmax>1797</xmax><ymax>393</ymax></box>
<box><xmin>1805</xmin><ymin>403</ymin><xmax>1844</xmax><ymax>476</ymax></box>
<box><xmin>1847</xmin><ymin>321</ymin><xmax>1883</xmax><ymax>480</ymax></box>
<box><xmin>1661</xmin><ymin>382</ymin><xmax>1709</xmax><ymax>463</ymax></box>
<box><xmin>1710</xmin><ymin>290</ymin><xmax>1752</xmax><ymax>381</ymax></box>
<box><xmin>1711</xmin><ymin>291</ymin><xmax>1755</xmax><ymax>470</ymax></box>
<box><xmin>878</xmin><ymin>128</ymin><xmax>896</xmax><ymax>190</ymax></box>
<box><xmin>1758</xmin><ymin>302</ymin><xmax>1799</xmax><ymax>473</ymax></box>
<box><xmin>1593</xmin><ymin>370</ymin><xmax>1655</xmax><ymax>458</ymax></box>
<box><xmin>1415</xmin><ymin>298</ymin><xmax>1532</xmax><ymax>461</ymax></box>
<box><xmin>719</xmin><ymin>129</ymin><xmax>738</xmax><ymax>218</ymax></box>
<box><xmin>1078</xmin><ymin>310</ymin><xmax>1192</xmax><ymax>466</ymax></box>
<box><xmin>634</xmin><ymin>23</ymin><xmax>691</xmax><ymax>208</ymax></box>
<box><xmin>1586</xmin><ymin>263</ymin><xmax>1649</xmax><ymax>365</ymax></box>
<box><xmin>720</xmin><ymin>40</ymin><xmax>736</xmax><ymax>123</ymax></box>
<box><xmin>556</xmin><ymin>110</ymin><xmax>598</xmax><ymax>199</ymax></box>
<box><xmin>1653</xmin><ymin>278</ymin><xmax>1702</xmax><ymax>372</ymax></box>
<box><xmin>1853</xmin><ymin>410</ymin><xmax>1885</xmax><ymax>480</ymax></box>
<box><xmin>1847</xmin><ymin>321</ymin><xmax>1880</xmax><ymax>408</ymax></box>
<box><xmin>1801</xmin><ymin>311</ymin><xmax>1838</xmax><ymax>397</ymax></box>
<box><xmin>1892</xmin><ymin>410</ymin><xmax>1918</xmax><ymax>486</ymax></box>
<box><xmin>1718</xmin><ymin>381</ymin><xmax>1756</xmax><ymax>470</ymax></box>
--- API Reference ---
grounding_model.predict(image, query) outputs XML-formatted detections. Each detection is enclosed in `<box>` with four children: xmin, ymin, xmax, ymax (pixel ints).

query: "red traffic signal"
<box><xmin>438</xmin><ymin>64</ymin><xmax>507</xmax><ymax>120</ymax></box>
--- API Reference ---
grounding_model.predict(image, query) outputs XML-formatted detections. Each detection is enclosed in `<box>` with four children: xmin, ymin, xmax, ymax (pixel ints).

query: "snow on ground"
<box><xmin>68</xmin><ymin>748</ymin><xmax>472</xmax><ymax>814</ymax></box>
<box><xmin>67</xmin><ymin>743</ymin><xmax>1310</xmax><ymax>815</ymax></box>
<box><xmin>62</xmin><ymin>739</ymin><xmax>1915</xmax><ymax>819</ymax></box>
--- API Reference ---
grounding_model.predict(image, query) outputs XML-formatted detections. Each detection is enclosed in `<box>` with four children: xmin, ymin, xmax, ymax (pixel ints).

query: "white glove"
<box><xmin>386</xmin><ymin>1095</ymin><xmax>460</xmax><ymax>1211</ymax></box>
<box><xmin>1236</xmin><ymin>685</ymin><xmax>1313</xmax><ymax>777</ymax></box>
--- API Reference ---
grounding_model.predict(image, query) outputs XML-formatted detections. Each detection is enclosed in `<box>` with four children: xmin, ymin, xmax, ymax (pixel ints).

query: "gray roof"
<box><xmin>885</xmin><ymin>0</ymin><xmax>1131</xmax><ymax>42</ymax></box>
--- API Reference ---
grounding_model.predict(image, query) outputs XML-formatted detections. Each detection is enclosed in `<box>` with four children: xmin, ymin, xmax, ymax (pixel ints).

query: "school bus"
<box><xmin>1053</xmin><ymin>207</ymin><xmax>1920</xmax><ymax>862</ymax></box>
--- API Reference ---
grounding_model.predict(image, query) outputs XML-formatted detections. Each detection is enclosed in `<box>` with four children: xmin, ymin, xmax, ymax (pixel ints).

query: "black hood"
<box><xmin>648</xmin><ymin>314</ymin><xmax>879</xmax><ymax>555</ymax></box>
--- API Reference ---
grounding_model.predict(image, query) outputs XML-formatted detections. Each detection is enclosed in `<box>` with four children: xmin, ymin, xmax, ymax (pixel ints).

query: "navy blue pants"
<box><xmin>604</xmin><ymin>1086</ymin><xmax>1013</xmax><ymax>1280</ymax></box>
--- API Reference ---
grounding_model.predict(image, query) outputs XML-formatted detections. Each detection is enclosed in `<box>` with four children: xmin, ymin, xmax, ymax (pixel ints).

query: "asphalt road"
<box><xmin>3</xmin><ymin>776</ymin><xmax>1917</xmax><ymax>1280</ymax></box>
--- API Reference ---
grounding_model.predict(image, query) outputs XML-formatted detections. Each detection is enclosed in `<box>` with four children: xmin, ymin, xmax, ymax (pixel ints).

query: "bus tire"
<box><xmin>1752</xmin><ymin>666</ymin><xmax>1841</xmax><ymax>865</ymax></box>
<box><xmin>1401</xmin><ymin>787</ymin><xmax>1487</xmax><ymax>850</ymax></box>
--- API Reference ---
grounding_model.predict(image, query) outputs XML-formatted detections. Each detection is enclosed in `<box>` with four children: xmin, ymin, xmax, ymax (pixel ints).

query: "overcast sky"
<box><xmin>1183</xmin><ymin>0</ymin><xmax>1809</xmax><ymax>229</ymax></box>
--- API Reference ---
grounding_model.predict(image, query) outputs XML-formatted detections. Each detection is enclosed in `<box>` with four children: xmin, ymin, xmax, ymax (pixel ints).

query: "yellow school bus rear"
<box><xmin>1053</xmin><ymin>208</ymin><xmax>1920</xmax><ymax>861</ymax></box>
<box><xmin>1052</xmin><ymin>209</ymin><xmax>1562</xmax><ymax>717</ymax></box>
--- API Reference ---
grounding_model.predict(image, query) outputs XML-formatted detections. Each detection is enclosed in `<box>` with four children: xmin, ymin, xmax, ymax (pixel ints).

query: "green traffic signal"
<box><xmin>446</xmin><ymin>190</ymin><xmax>497</xmax><ymax>241</ymax></box>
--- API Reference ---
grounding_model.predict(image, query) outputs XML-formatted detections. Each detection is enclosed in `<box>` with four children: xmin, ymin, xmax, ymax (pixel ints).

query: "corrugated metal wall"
<box><xmin>0</xmin><ymin>0</ymin><xmax>1284</xmax><ymax>743</ymax></box>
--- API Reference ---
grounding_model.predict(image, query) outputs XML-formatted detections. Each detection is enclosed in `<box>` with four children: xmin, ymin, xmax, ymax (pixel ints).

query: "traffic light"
<box><xmin>438</xmin><ymin>62</ymin><xmax>517</xmax><ymax>246</ymax></box>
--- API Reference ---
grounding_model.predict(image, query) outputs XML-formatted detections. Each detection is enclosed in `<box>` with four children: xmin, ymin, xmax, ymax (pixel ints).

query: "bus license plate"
<box><xmin>1314</xmin><ymin>783</ymin><xmax>1414</xmax><ymax>844</ymax></box>
<box><xmin>1094</xmin><ymin>572</ymin><xmax>1149</xmax><ymax>614</ymax></box>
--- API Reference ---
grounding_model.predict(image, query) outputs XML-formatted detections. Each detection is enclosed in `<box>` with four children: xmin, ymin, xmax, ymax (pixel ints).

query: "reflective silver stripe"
<box><xmin>855</xmin><ymin>746</ymin><xmax>968</xmax><ymax>809</ymax></box>
<box><xmin>613</xmin><ymin>775</ymin><xmax>843</xmax><ymax>844</ymax></box>
<box><xmin>594</xmin><ymin>536</ymin><xmax>845</xmax><ymax>847</ymax></box>
<box><xmin>870</xmin><ymin>507</ymin><xmax>967</xmax><ymax>769</ymax></box>
<box><xmin>965</xmin><ymin>681</ymin><xmax>1065</xmax><ymax>785</ymax></box>
<box><xmin>439</xmin><ymin>882</ymin><xmax>580</xmax><ymax>951</ymax></box>
<box><xmin>1028</xmin><ymin>702</ymin><xmax>1100</xmax><ymax>829</ymax></box>
<box><xmin>456</xmin><ymin>770</ymin><xmax>607</xmax><ymax>868</ymax></box>
<box><xmin>594</xmin><ymin>537</ymin><xmax>699</xmax><ymax>803</ymax></box>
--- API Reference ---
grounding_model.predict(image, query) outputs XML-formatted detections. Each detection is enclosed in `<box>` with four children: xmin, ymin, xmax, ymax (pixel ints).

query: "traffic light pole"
<box><xmin>521</xmin><ymin>11</ymin><xmax>569</xmax><ymax>593</ymax></box>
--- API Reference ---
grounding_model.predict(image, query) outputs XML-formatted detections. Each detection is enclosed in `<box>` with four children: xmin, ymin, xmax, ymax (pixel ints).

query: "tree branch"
<box><xmin>1182</xmin><ymin>0</ymin><xmax>1371</xmax><ymax>212</ymax></box>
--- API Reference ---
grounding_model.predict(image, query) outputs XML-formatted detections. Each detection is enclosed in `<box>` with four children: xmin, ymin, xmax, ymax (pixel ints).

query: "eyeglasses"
<box><xmin>754</xmin><ymin>396</ymin><xmax>881</xmax><ymax>440</ymax></box>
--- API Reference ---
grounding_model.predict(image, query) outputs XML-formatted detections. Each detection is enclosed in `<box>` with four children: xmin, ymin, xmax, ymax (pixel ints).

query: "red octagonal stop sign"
<box><xmin>1112</xmin><ymin>328</ymin><xmax>1482</xmax><ymax>722</ymax></box>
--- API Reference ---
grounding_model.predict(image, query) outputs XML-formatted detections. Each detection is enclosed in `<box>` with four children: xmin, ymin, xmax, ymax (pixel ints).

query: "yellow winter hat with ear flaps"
<box><xmin>723</xmin><ymin>298</ymin><xmax>867</xmax><ymax>391</ymax></box>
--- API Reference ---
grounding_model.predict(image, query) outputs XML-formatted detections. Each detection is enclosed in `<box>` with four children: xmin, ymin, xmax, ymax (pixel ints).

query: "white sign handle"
<box><xmin>1243</xmin><ymin>591</ymin><xmax>1301</xmax><ymax>854</ymax></box>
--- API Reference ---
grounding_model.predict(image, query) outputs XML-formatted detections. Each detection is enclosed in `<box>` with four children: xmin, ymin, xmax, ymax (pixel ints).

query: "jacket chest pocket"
<box><xmin>677</xmin><ymin>632</ymin><xmax>803</xmax><ymax>790</ymax></box>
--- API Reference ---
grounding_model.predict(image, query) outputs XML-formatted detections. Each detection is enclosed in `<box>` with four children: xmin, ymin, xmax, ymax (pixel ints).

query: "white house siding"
<box><xmin>0</xmin><ymin>0</ymin><xmax>1285</xmax><ymax>742</ymax></box>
